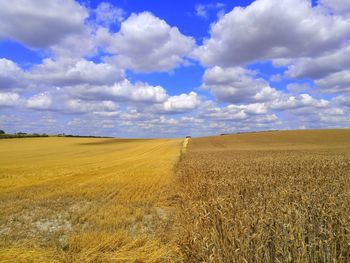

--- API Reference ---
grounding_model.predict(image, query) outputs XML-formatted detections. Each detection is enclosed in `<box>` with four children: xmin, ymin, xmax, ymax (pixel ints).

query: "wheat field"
<box><xmin>1</xmin><ymin>130</ymin><xmax>350</xmax><ymax>262</ymax></box>
<box><xmin>0</xmin><ymin>137</ymin><xmax>182</xmax><ymax>262</ymax></box>
<box><xmin>174</xmin><ymin>130</ymin><xmax>350</xmax><ymax>262</ymax></box>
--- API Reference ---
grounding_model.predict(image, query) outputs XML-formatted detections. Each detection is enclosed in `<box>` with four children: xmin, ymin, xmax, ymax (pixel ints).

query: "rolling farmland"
<box><xmin>175</xmin><ymin>130</ymin><xmax>350</xmax><ymax>262</ymax></box>
<box><xmin>0</xmin><ymin>137</ymin><xmax>182</xmax><ymax>262</ymax></box>
<box><xmin>1</xmin><ymin>130</ymin><xmax>350</xmax><ymax>262</ymax></box>
<box><xmin>2</xmin><ymin>0</ymin><xmax>350</xmax><ymax>262</ymax></box>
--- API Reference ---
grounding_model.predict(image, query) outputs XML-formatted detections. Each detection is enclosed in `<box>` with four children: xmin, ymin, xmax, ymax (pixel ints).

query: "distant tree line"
<box><xmin>220</xmin><ymin>130</ymin><xmax>280</xmax><ymax>136</ymax></box>
<box><xmin>0</xmin><ymin>130</ymin><xmax>49</xmax><ymax>139</ymax></box>
<box><xmin>0</xmin><ymin>130</ymin><xmax>113</xmax><ymax>139</ymax></box>
<box><xmin>57</xmin><ymin>133</ymin><xmax>113</xmax><ymax>138</ymax></box>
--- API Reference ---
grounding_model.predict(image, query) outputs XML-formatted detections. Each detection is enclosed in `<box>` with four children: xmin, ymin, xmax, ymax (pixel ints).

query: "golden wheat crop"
<box><xmin>0</xmin><ymin>137</ymin><xmax>182</xmax><ymax>262</ymax></box>
<box><xmin>1</xmin><ymin>130</ymin><xmax>350</xmax><ymax>262</ymax></box>
<box><xmin>174</xmin><ymin>129</ymin><xmax>350</xmax><ymax>262</ymax></box>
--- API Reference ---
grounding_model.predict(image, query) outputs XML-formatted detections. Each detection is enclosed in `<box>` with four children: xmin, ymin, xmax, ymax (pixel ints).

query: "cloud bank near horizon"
<box><xmin>1</xmin><ymin>0</ymin><xmax>350</xmax><ymax>137</ymax></box>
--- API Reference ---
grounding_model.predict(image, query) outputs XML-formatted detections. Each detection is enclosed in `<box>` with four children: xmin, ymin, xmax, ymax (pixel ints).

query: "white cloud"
<box><xmin>315</xmin><ymin>70</ymin><xmax>350</xmax><ymax>93</ymax></box>
<box><xmin>285</xmin><ymin>44</ymin><xmax>350</xmax><ymax>95</ymax></box>
<box><xmin>180</xmin><ymin>116</ymin><xmax>204</xmax><ymax>124</ymax></box>
<box><xmin>69</xmin><ymin>80</ymin><xmax>168</xmax><ymax>103</ymax></box>
<box><xmin>202</xmin><ymin>66</ymin><xmax>279</xmax><ymax>103</ymax></box>
<box><xmin>1</xmin><ymin>0</ymin><xmax>350</xmax><ymax>137</ymax></box>
<box><xmin>202</xmin><ymin>106</ymin><xmax>246</xmax><ymax>121</ymax></box>
<box><xmin>244</xmin><ymin>103</ymin><xmax>268</xmax><ymax>114</ymax></box>
<box><xmin>24</xmin><ymin>89</ymin><xmax>119</xmax><ymax>114</ymax></box>
<box><xmin>270</xmin><ymin>74</ymin><xmax>282</xmax><ymax>82</ymax></box>
<box><xmin>161</xmin><ymin>92</ymin><xmax>200</xmax><ymax>113</ymax></box>
<box><xmin>282</xmin><ymin>103</ymin><xmax>350</xmax><ymax>129</ymax></box>
<box><xmin>286</xmin><ymin>83</ymin><xmax>313</xmax><ymax>94</ymax></box>
<box><xmin>95</xmin><ymin>2</ymin><xmax>125</xmax><ymax>26</ymax></box>
<box><xmin>333</xmin><ymin>94</ymin><xmax>350</xmax><ymax>107</ymax></box>
<box><xmin>26</xmin><ymin>93</ymin><xmax>52</xmax><ymax>110</ymax></box>
<box><xmin>29</xmin><ymin>58</ymin><xmax>123</xmax><ymax>86</ymax></box>
<box><xmin>200</xmin><ymin>103</ymin><xmax>276</xmax><ymax>124</ymax></box>
<box><xmin>48</xmin><ymin>25</ymin><xmax>104</xmax><ymax>59</ymax></box>
<box><xmin>0</xmin><ymin>59</ymin><xmax>25</xmax><ymax>90</ymax></box>
<box><xmin>155</xmin><ymin>116</ymin><xmax>179</xmax><ymax>126</ymax></box>
<box><xmin>320</xmin><ymin>0</ymin><xmax>350</xmax><ymax>17</ymax></box>
<box><xmin>195</xmin><ymin>4</ymin><xmax>208</xmax><ymax>18</ymax></box>
<box><xmin>194</xmin><ymin>0</ymin><xmax>350</xmax><ymax>67</ymax></box>
<box><xmin>92</xmin><ymin>111</ymin><xmax>119</xmax><ymax>117</ymax></box>
<box><xmin>0</xmin><ymin>92</ymin><xmax>21</xmax><ymax>107</ymax></box>
<box><xmin>65</xmin><ymin>99</ymin><xmax>117</xmax><ymax>113</ymax></box>
<box><xmin>269</xmin><ymin>93</ymin><xmax>329</xmax><ymax>110</ymax></box>
<box><xmin>195</xmin><ymin>3</ymin><xmax>226</xmax><ymax>18</ymax></box>
<box><xmin>104</xmin><ymin>12</ymin><xmax>196</xmax><ymax>72</ymax></box>
<box><xmin>0</xmin><ymin>0</ymin><xmax>88</xmax><ymax>48</ymax></box>
<box><xmin>286</xmin><ymin>44</ymin><xmax>350</xmax><ymax>79</ymax></box>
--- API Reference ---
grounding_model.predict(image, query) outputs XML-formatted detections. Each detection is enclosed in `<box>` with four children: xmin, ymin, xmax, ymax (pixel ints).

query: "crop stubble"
<box><xmin>0</xmin><ymin>137</ymin><xmax>182</xmax><ymax>262</ymax></box>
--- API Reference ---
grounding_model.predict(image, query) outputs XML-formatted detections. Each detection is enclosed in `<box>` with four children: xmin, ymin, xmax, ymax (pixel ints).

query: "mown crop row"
<box><xmin>0</xmin><ymin>137</ymin><xmax>182</xmax><ymax>262</ymax></box>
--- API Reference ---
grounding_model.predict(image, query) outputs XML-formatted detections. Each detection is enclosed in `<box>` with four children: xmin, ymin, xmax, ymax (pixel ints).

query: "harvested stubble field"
<box><xmin>0</xmin><ymin>137</ymin><xmax>182</xmax><ymax>262</ymax></box>
<box><xmin>175</xmin><ymin>129</ymin><xmax>350</xmax><ymax>262</ymax></box>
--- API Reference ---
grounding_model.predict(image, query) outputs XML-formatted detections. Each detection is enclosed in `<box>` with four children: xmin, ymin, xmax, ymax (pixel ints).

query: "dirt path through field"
<box><xmin>181</xmin><ymin>137</ymin><xmax>190</xmax><ymax>154</ymax></box>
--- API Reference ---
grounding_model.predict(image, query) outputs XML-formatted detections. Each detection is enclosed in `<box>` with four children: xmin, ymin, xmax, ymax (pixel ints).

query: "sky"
<box><xmin>0</xmin><ymin>0</ymin><xmax>350</xmax><ymax>138</ymax></box>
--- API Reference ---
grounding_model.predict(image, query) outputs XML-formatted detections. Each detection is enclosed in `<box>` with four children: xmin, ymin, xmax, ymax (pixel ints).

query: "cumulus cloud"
<box><xmin>201</xmin><ymin>105</ymin><xmax>248</xmax><ymax>121</ymax></box>
<box><xmin>269</xmin><ymin>93</ymin><xmax>329</xmax><ymax>110</ymax></box>
<box><xmin>244</xmin><ymin>103</ymin><xmax>268</xmax><ymax>114</ymax></box>
<box><xmin>95</xmin><ymin>2</ymin><xmax>125</xmax><ymax>26</ymax></box>
<box><xmin>270</xmin><ymin>74</ymin><xmax>282</xmax><ymax>82</ymax></box>
<box><xmin>68</xmin><ymin>80</ymin><xmax>168</xmax><ymax>103</ymax></box>
<box><xmin>26</xmin><ymin>93</ymin><xmax>52</xmax><ymax>110</ymax></box>
<box><xmin>24</xmin><ymin>89</ymin><xmax>119</xmax><ymax>114</ymax></box>
<box><xmin>65</xmin><ymin>99</ymin><xmax>117</xmax><ymax>113</ymax></box>
<box><xmin>285</xmin><ymin>44</ymin><xmax>350</xmax><ymax>95</ymax></box>
<box><xmin>0</xmin><ymin>0</ymin><xmax>88</xmax><ymax>48</ymax></box>
<box><xmin>0</xmin><ymin>0</ymin><xmax>107</xmax><ymax>59</ymax></box>
<box><xmin>0</xmin><ymin>92</ymin><xmax>22</xmax><ymax>107</ymax></box>
<box><xmin>161</xmin><ymin>92</ymin><xmax>200</xmax><ymax>113</ymax></box>
<box><xmin>286</xmin><ymin>45</ymin><xmax>350</xmax><ymax>79</ymax></box>
<box><xmin>286</xmin><ymin>83</ymin><xmax>314</xmax><ymax>94</ymax></box>
<box><xmin>0</xmin><ymin>59</ymin><xmax>25</xmax><ymax>90</ymax></box>
<box><xmin>282</xmin><ymin>103</ymin><xmax>350</xmax><ymax>129</ymax></box>
<box><xmin>29</xmin><ymin>58</ymin><xmax>124</xmax><ymax>86</ymax></box>
<box><xmin>49</xmin><ymin>27</ymin><xmax>99</xmax><ymax>59</ymax></box>
<box><xmin>333</xmin><ymin>94</ymin><xmax>350</xmax><ymax>107</ymax></box>
<box><xmin>104</xmin><ymin>12</ymin><xmax>196</xmax><ymax>72</ymax></box>
<box><xmin>315</xmin><ymin>70</ymin><xmax>350</xmax><ymax>93</ymax></box>
<box><xmin>1</xmin><ymin>0</ymin><xmax>350</xmax><ymax>136</ymax></box>
<box><xmin>195</xmin><ymin>3</ymin><xmax>226</xmax><ymax>18</ymax></box>
<box><xmin>202</xmin><ymin>66</ymin><xmax>279</xmax><ymax>103</ymax></box>
<box><xmin>67</xmin><ymin>81</ymin><xmax>200</xmax><ymax>114</ymax></box>
<box><xmin>320</xmin><ymin>0</ymin><xmax>350</xmax><ymax>17</ymax></box>
<box><xmin>199</xmin><ymin>103</ymin><xmax>277</xmax><ymax>130</ymax></box>
<box><xmin>194</xmin><ymin>0</ymin><xmax>350</xmax><ymax>67</ymax></box>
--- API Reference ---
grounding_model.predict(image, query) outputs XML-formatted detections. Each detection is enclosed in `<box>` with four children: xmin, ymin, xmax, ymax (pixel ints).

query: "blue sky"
<box><xmin>0</xmin><ymin>0</ymin><xmax>350</xmax><ymax>137</ymax></box>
